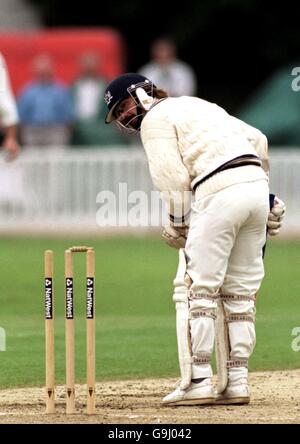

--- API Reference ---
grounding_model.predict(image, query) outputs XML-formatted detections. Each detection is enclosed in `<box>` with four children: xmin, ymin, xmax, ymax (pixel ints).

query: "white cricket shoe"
<box><xmin>162</xmin><ymin>378</ymin><xmax>215</xmax><ymax>406</ymax></box>
<box><xmin>215</xmin><ymin>378</ymin><xmax>250</xmax><ymax>405</ymax></box>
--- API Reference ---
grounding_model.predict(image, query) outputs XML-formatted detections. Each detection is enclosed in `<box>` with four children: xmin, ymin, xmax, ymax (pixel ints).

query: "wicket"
<box><xmin>44</xmin><ymin>246</ymin><xmax>96</xmax><ymax>414</ymax></box>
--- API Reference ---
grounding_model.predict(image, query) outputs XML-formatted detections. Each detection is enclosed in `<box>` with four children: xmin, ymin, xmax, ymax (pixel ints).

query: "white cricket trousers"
<box><xmin>185</xmin><ymin>179</ymin><xmax>269</xmax><ymax>381</ymax></box>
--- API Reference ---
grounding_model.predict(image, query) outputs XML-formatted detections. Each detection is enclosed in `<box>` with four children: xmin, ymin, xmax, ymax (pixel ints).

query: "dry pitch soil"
<box><xmin>0</xmin><ymin>370</ymin><xmax>299</xmax><ymax>424</ymax></box>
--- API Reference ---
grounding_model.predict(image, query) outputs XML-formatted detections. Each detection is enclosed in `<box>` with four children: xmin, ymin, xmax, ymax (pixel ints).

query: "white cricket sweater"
<box><xmin>140</xmin><ymin>96</ymin><xmax>268</xmax><ymax>218</ymax></box>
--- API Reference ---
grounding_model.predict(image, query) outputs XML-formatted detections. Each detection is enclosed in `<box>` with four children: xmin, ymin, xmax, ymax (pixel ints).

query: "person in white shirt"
<box><xmin>0</xmin><ymin>53</ymin><xmax>19</xmax><ymax>158</ymax></box>
<box><xmin>72</xmin><ymin>52</ymin><xmax>106</xmax><ymax>121</ymax></box>
<box><xmin>103</xmin><ymin>73</ymin><xmax>285</xmax><ymax>406</ymax></box>
<box><xmin>139</xmin><ymin>38</ymin><xmax>197</xmax><ymax>97</ymax></box>
<box><xmin>71</xmin><ymin>52</ymin><xmax>129</xmax><ymax>146</ymax></box>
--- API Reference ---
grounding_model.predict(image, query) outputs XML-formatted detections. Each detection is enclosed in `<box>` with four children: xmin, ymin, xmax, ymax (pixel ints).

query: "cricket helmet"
<box><xmin>104</xmin><ymin>73</ymin><xmax>155</xmax><ymax>124</ymax></box>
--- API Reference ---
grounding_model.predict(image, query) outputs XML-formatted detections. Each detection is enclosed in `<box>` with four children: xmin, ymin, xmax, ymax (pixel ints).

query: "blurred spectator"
<box><xmin>0</xmin><ymin>52</ymin><xmax>20</xmax><ymax>158</ymax></box>
<box><xmin>139</xmin><ymin>38</ymin><xmax>197</xmax><ymax>97</ymax></box>
<box><xmin>238</xmin><ymin>64</ymin><xmax>300</xmax><ymax>146</ymax></box>
<box><xmin>72</xmin><ymin>52</ymin><xmax>106</xmax><ymax>121</ymax></box>
<box><xmin>71</xmin><ymin>52</ymin><xmax>130</xmax><ymax>147</ymax></box>
<box><xmin>17</xmin><ymin>54</ymin><xmax>73</xmax><ymax>146</ymax></box>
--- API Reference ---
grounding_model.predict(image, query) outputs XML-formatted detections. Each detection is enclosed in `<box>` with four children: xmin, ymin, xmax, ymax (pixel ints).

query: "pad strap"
<box><xmin>225</xmin><ymin>313</ymin><xmax>255</xmax><ymax>323</ymax></box>
<box><xmin>193</xmin><ymin>352</ymin><xmax>212</xmax><ymax>365</ymax></box>
<box><xmin>219</xmin><ymin>293</ymin><xmax>256</xmax><ymax>302</ymax></box>
<box><xmin>189</xmin><ymin>291</ymin><xmax>219</xmax><ymax>302</ymax></box>
<box><xmin>190</xmin><ymin>309</ymin><xmax>217</xmax><ymax>320</ymax></box>
<box><xmin>226</xmin><ymin>358</ymin><xmax>248</xmax><ymax>368</ymax></box>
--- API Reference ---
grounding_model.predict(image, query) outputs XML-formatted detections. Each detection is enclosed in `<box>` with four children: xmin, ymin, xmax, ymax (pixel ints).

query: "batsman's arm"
<box><xmin>141</xmin><ymin>117</ymin><xmax>191</xmax><ymax>222</ymax></box>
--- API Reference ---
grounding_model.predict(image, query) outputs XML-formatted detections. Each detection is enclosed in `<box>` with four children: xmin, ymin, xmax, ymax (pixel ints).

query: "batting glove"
<box><xmin>267</xmin><ymin>195</ymin><xmax>286</xmax><ymax>236</ymax></box>
<box><xmin>162</xmin><ymin>223</ymin><xmax>188</xmax><ymax>249</ymax></box>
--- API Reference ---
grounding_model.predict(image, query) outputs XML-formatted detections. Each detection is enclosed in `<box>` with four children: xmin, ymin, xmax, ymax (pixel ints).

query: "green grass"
<box><xmin>0</xmin><ymin>236</ymin><xmax>299</xmax><ymax>388</ymax></box>
<box><xmin>255</xmin><ymin>240</ymin><xmax>300</xmax><ymax>370</ymax></box>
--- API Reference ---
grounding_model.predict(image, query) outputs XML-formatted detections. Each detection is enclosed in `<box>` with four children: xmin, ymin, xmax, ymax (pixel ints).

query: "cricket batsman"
<box><xmin>103</xmin><ymin>73</ymin><xmax>285</xmax><ymax>406</ymax></box>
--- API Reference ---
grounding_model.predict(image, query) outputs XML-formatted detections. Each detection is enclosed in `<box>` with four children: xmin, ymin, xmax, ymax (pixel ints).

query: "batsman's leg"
<box><xmin>162</xmin><ymin>249</ymin><xmax>216</xmax><ymax>406</ymax></box>
<box><xmin>215</xmin><ymin>180</ymin><xmax>269</xmax><ymax>404</ymax></box>
<box><xmin>215</xmin><ymin>294</ymin><xmax>256</xmax><ymax>404</ymax></box>
<box><xmin>163</xmin><ymin>186</ymin><xmax>244</xmax><ymax>406</ymax></box>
